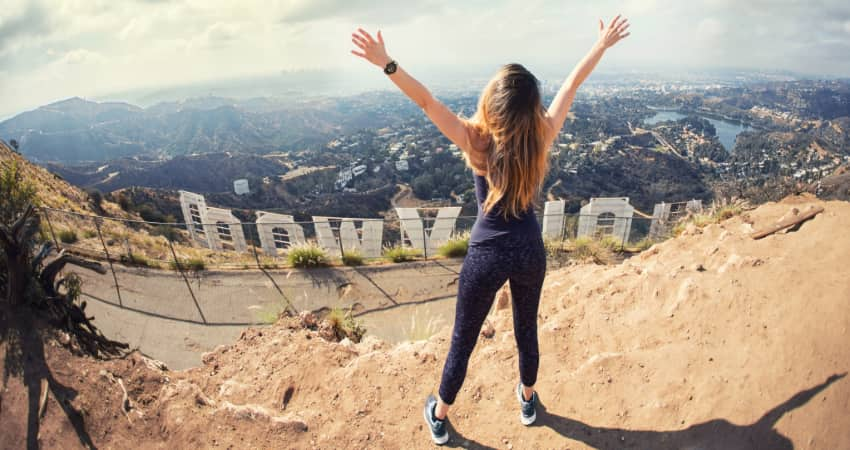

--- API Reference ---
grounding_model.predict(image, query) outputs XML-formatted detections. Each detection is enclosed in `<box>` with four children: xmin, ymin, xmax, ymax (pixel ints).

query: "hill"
<box><xmin>0</xmin><ymin>96</ymin><xmax>405</xmax><ymax>163</ymax></box>
<box><xmin>1</xmin><ymin>195</ymin><xmax>847</xmax><ymax>448</ymax></box>
<box><xmin>46</xmin><ymin>152</ymin><xmax>290</xmax><ymax>193</ymax></box>
<box><xmin>0</xmin><ymin>139</ymin><xmax>127</xmax><ymax>217</ymax></box>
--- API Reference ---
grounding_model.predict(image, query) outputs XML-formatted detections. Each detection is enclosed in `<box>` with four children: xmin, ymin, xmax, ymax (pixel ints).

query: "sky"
<box><xmin>1</xmin><ymin>0</ymin><xmax>850</xmax><ymax>117</ymax></box>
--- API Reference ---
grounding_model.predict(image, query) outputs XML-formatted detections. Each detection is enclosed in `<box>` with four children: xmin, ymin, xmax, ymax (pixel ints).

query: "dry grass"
<box><xmin>403</xmin><ymin>309</ymin><xmax>446</xmax><ymax>342</ymax></box>
<box><xmin>325</xmin><ymin>307</ymin><xmax>366</xmax><ymax>342</ymax></box>
<box><xmin>672</xmin><ymin>200</ymin><xmax>748</xmax><ymax>237</ymax></box>
<box><xmin>383</xmin><ymin>245</ymin><xmax>422</xmax><ymax>263</ymax></box>
<box><xmin>570</xmin><ymin>236</ymin><xmax>614</xmax><ymax>265</ymax></box>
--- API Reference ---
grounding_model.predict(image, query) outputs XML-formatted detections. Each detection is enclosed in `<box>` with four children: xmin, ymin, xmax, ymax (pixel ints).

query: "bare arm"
<box><xmin>351</xmin><ymin>29</ymin><xmax>476</xmax><ymax>154</ymax></box>
<box><xmin>546</xmin><ymin>15</ymin><xmax>631</xmax><ymax>144</ymax></box>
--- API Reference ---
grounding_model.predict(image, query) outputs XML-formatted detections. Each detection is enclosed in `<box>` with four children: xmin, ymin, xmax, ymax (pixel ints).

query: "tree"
<box><xmin>0</xmin><ymin>160</ymin><xmax>126</xmax><ymax>354</ymax></box>
<box><xmin>87</xmin><ymin>188</ymin><xmax>105</xmax><ymax>215</ymax></box>
<box><xmin>9</xmin><ymin>139</ymin><xmax>19</xmax><ymax>152</ymax></box>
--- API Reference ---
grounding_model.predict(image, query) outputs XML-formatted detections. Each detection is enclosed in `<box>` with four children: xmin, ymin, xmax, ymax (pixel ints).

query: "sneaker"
<box><xmin>423</xmin><ymin>394</ymin><xmax>449</xmax><ymax>445</ymax></box>
<box><xmin>516</xmin><ymin>382</ymin><xmax>537</xmax><ymax>425</ymax></box>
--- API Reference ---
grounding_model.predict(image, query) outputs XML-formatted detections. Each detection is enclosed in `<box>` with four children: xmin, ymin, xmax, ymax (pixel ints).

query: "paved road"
<box><xmin>78</xmin><ymin>260</ymin><xmax>462</xmax><ymax>369</ymax></box>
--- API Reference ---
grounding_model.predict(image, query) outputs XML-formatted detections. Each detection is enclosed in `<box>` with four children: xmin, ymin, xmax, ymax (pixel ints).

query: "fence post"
<box><xmin>620</xmin><ymin>216</ymin><xmax>629</xmax><ymax>253</ymax></box>
<box><xmin>560</xmin><ymin>213</ymin><xmax>568</xmax><ymax>243</ymax></box>
<box><xmin>249</xmin><ymin>226</ymin><xmax>296</xmax><ymax>316</ymax></box>
<box><xmin>124</xmin><ymin>236</ymin><xmax>133</xmax><ymax>264</ymax></box>
<box><xmin>421</xmin><ymin>216</ymin><xmax>428</xmax><ymax>260</ymax></box>
<box><xmin>336</xmin><ymin>221</ymin><xmax>345</xmax><ymax>261</ymax></box>
<box><xmin>166</xmin><ymin>237</ymin><xmax>207</xmax><ymax>324</ymax></box>
<box><xmin>42</xmin><ymin>208</ymin><xmax>60</xmax><ymax>250</ymax></box>
<box><xmin>94</xmin><ymin>217</ymin><xmax>123</xmax><ymax>307</ymax></box>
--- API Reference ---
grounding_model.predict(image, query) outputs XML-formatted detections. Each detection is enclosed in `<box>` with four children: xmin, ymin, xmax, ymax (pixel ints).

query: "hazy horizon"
<box><xmin>2</xmin><ymin>0</ymin><xmax>850</xmax><ymax>118</ymax></box>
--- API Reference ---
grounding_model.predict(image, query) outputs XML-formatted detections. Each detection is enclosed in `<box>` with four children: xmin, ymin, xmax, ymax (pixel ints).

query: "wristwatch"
<box><xmin>383</xmin><ymin>60</ymin><xmax>398</xmax><ymax>75</ymax></box>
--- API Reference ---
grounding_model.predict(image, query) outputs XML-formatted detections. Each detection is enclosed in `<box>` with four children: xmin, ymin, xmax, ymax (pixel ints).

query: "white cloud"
<box><xmin>55</xmin><ymin>48</ymin><xmax>106</xmax><ymax>65</ymax></box>
<box><xmin>2</xmin><ymin>0</ymin><xmax>850</xmax><ymax>118</ymax></box>
<box><xmin>183</xmin><ymin>22</ymin><xmax>242</xmax><ymax>51</ymax></box>
<box><xmin>696</xmin><ymin>17</ymin><xmax>726</xmax><ymax>40</ymax></box>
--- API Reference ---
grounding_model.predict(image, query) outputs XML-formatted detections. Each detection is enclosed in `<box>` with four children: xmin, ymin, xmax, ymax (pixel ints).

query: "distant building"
<box><xmin>234</xmin><ymin>179</ymin><xmax>250</xmax><ymax>195</ymax></box>
<box><xmin>352</xmin><ymin>165</ymin><xmax>367</xmax><ymax>176</ymax></box>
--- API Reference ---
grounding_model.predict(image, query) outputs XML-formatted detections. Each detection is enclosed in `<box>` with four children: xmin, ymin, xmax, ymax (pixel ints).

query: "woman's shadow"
<box><xmin>532</xmin><ymin>373</ymin><xmax>845</xmax><ymax>450</ymax></box>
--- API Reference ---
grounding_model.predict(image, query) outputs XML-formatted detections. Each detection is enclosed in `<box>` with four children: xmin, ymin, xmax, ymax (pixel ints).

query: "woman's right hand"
<box><xmin>351</xmin><ymin>28</ymin><xmax>392</xmax><ymax>68</ymax></box>
<box><xmin>597</xmin><ymin>15</ymin><xmax>630</xmax><ymax>50</ymax></box>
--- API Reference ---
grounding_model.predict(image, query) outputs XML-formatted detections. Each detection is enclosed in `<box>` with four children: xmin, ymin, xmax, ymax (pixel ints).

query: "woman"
<box><xmin>351</xmin><ymin>15</ymin><xmax>630</xmax><ymax>445</ymax></box>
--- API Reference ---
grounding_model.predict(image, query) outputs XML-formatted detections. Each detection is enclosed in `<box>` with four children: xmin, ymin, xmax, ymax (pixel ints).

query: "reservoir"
<box><xmin>645</xmin><ymin>110</ymin><xmax>749</xmax><ymax>152</ymax></box>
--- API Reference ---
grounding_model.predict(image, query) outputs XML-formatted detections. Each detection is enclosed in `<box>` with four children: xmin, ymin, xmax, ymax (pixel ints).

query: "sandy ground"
<box><xmin>2</xmin><ymin>195</ymin><xmax>849</xmax><ymax>449</ymax></box>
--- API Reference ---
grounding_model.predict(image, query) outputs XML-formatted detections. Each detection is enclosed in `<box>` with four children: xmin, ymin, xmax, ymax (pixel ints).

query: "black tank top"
<box><xmin>469</xmin><ymin>173</ymin><xmax>540</xmax><ymax>246</ymax></box>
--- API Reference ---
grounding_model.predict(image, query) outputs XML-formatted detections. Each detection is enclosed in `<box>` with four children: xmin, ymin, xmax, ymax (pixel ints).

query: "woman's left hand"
<box><xmin>351</xmin><ymin>28</ymin><xmax>392</xmax><ymax>68</ymax></box>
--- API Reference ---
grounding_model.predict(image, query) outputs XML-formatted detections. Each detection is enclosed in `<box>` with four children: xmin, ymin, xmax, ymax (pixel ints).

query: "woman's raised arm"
<box><xmin>545</xmin><ymin>15</ymin><xmax>630</xmax><ymax>144</ymax></box>
<box><xmin>351</xmin><ymin>28</ymin><xmax>476</xmax><ymax>154</ymax></box>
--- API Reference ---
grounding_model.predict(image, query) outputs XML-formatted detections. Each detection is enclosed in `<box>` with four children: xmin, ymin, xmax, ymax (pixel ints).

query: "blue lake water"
<box><xmin>645</xmin><ymin>110</ymin><xmax>749</xmax><ymax>152</ymax></box>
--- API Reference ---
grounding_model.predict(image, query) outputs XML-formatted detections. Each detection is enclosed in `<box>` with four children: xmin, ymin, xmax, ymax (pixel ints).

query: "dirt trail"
<box><xmin>2</xmin><ymin>195</ymin><xmax>849</xmax><ymax>449</ymax></box>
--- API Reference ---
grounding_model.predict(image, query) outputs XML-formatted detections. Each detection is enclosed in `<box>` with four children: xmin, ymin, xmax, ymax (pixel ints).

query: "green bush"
<box><xmin>287</xmin><ymin>244</ymin><xmax>328</xmax><ymax>268</ymax></box>
<box><xmin>151</xmin><ymin>225</ymin><xmax>182</xmax><ymax>242</ymax></box>
<box><xmin>437</xmin><ymin>234</ymin><xmax>469</xmax><ymax>258</ymax></box>
<box><xmin>341</xmin><ymin>249</ymin><xmax>364</xmax><ymax>266</ymax></box>
<box><xmin>383</xmin><ymin>245</ymin><xmax>422</xmax><ymax>263</ymax></box>
<box><xmin>58</xmin><ymin>229</ymin><xmax>78</xmax><ymax>244</ymax></box>
<box><xmin>82</xmin><ymin>230</ymin><xmax>98</xmax><ymax>239</ymax></box>
<box><xmin>634</xmin><ymin>237</ymin><xmax>656</xmax><ymax>251</ymax></box>
<box><xmin>170</xmin><ymin>257</ymin><xmax>205</xmax><ymax>272</ymax></box>
<box><xmin>0</xmin><ymin>160</ymin><xmax>38</xmax><ymax>225</ymax></box>
<box><xmin>121</xmin><ymin>253</ymin><xmax>158</xmax><ymax>268</ymax></box>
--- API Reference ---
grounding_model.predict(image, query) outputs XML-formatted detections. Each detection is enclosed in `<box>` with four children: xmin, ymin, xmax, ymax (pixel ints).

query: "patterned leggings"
<box><xmin>438</xmin><ymin>233</ymin><xmax>547</xmax><ymax>405</ymax></box>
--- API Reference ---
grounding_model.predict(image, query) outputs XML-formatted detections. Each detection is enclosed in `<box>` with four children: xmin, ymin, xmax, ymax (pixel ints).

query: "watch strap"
<box><xmin>383</xmin><ymin>60</ymin><xmax>398</xmax><ymax>75</ymax></box>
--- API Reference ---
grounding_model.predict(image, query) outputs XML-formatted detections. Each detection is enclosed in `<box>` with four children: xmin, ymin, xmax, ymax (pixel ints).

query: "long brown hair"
<box><xmin>467</xmin><ymin>63</ymin><xmax>551</xmax><ymax>220</ymax></box>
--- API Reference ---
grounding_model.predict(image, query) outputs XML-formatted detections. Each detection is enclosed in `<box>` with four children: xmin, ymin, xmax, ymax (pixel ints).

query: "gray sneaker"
<box><xmin>516</xmin><ymin>383</ymin><xmax>538</xmax><ymax>425</ymax></box>
<box><xmin>423</xmin><ymin>394</ymin><xmax>449</xmax><ymax>445</ymax></box>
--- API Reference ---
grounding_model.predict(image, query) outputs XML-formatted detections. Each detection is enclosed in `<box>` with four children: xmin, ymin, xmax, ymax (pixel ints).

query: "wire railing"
<box><xmin>40</xmin><ymin>207</ymin><xmax>668</xmax><ymax>265</ymax></box>
<box><xmin>37</xmin><ymin>206</ymin><xmax>676</xmax><ymax>325</ymax></box>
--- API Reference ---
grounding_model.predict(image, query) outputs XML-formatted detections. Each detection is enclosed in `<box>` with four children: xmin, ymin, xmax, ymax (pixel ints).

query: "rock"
<box><xmin>495</xmin><ymin>284</ymin><xmax>511</xmax><ymax>310</ymax></box>
<box><xmin>57</xmin><ymin>331</ymin><xmax>71</xmax><ymax>345</ymax></box>
<box><xmin>318</xmin><ymin>320</ymin><xmax>337</xmax><ymax>341</ymax></box>
<box><xmin>299</xmin><ymin>311</ymin><xmax>318</xmax><ymax>328</ymax></box>
<box><xmin>201</xmin><ymin>351</ymin><xmax>217</xmax><ymax>365</ymax></box>
<box><xmin>481</xmin><ymin>320</ymin><xmax>495</xmax><ymax>339</ymax></box>
<box><xmin>218</xmin><ymin>401</ymin><xmax>308</xmax><ymax>432</ymax></box>
<box><xmin>195</xmin><ymin>391</ymin><xmax>215</xmax><ymax>407</ymax></box>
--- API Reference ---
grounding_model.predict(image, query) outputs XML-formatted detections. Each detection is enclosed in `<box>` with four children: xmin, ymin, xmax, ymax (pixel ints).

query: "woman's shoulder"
<box><xmin>468</xmin><ymin>127</ymin><xmax>491</xmax><ymax>153</ymax></box>
<box><xmin>461</xmin><ymin>124</ymin><xmax>490</xmax><ymax>174</ymax></box>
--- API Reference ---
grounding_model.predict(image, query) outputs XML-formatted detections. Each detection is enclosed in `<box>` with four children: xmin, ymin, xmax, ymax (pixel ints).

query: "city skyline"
<box><xmin>2</xmin><ymin>0</ymin><xmax>850</xmax><ymax>117</ymax></box>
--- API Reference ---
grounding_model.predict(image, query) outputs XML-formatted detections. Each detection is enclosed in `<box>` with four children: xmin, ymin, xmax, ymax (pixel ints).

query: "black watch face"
<box><xmin>385</xmin><ymin>62</ymin><xmax>397</xmax><ymax>74</ymax></box>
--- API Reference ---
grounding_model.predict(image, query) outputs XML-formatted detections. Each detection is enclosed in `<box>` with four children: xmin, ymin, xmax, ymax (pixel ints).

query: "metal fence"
<box><xmin>37</xmin><ymin>207</ymin><xmax>669</xmax><ymax>325</ymax></box>
<box><xmin>40</xmin><ymin>207</ymin><xmax>665</xmax><ymax>265</ymax></box>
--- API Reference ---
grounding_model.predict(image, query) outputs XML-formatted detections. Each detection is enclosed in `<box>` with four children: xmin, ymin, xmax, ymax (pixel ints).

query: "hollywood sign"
<box><xmin>178</xmin><ymin>191</ymin><xmax>701</xmax><ymax>257</ymax></box>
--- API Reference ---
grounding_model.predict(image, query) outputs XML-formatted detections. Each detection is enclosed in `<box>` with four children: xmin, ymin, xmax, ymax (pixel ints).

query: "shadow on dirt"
<box><xmin>535</xmin><ymin>373</ymin><xmax>845</xmax><ymax>450</ymax></box>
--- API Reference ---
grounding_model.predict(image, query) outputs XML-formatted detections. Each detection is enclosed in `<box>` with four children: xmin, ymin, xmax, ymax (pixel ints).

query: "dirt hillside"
<box><xmin>2</xmin><ymin>195</ymin><xmax>849</xmax><ymax>449</ymax></box>
<box><xmin>0</xmin><ymin>140</ymin><xmax>127</xmax><ymax>216</ymax></box>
